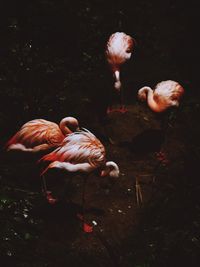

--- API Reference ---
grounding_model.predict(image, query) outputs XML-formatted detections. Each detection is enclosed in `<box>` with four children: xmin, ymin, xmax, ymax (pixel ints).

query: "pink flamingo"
<box><xmin>138</xmin><ymin>80</ymin><xmax>184</xmax><ymax>113</ymax></box>
<box><xmin>40</xmin><ymin>128</ymin><xmax>120</xmax><ymax>232</ymax></box>
<box><xmin>5</xmin><ymin>117</ymin><xmax>80</xmax><ymax>204</ymax></box>
<box><xmin>106</xmin><ymin>32</ymin><xmax>134</xmax><ymax>113</ymax></box>
<box><xmin>6</xmin><ymin>117</ymin><xmax>79</xmax><ymax>153</ymax></box>
<box><xmin>136</xmin><ymin>80</ymin><xmax>185</xmax><ymax>204</ymax></box>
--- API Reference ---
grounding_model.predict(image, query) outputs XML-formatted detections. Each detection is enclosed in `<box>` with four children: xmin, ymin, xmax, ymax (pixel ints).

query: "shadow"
<box><xmin>120</xmin><ymin>129</ymin><xmax>165</xmax><ymax>155</ymax></box>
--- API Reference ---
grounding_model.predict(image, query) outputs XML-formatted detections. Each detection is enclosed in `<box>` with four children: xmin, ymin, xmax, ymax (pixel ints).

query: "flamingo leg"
<box><xmin>119</xmin><ymin>86</ymin><xmax>125</xmax><ymax>111</ymax></box>
<box><xmin>76</xmin><ymin>174</ymin><xmax>93</xmax><ymax>233</ymax></box>
<box><xmin>107</xmin><ymin>79</ymin><xmax>128</xmax><ymax>114</ymax></box>
<box><xmin>82</xmin><ymin>175</ymin><xmax>93</xmax><ymax>233</ymax></box>
<box><xmin>117</xmin><ymin>83</ymin><xmax>127</xmax><ymax>113</ymax></box>
<box><xmin>107</xmin><ymin>86</ymin><xmax>128</xmax><ymax>114</ymax></box>
<box><xmin>135</xmin><ymin>177</ymin><xmax>143</xmax><ymax>206</ymax></box>
<box><xmin>41</xmin><ymin>175</ymin><xmax>47</xmax><ymax>193</ymax></box>
<box><xmin>41</xmin><ymin>174</ymin><xmax>58</xmax><ymax>204</ymax></box>
<box><xmin>82</xmin><ymin>175</ymin><xmax>87</xmax><ymax>219</ymax></box>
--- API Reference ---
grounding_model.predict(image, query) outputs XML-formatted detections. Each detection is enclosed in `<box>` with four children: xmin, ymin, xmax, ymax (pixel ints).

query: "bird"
<box><xmin>5</xmin><ymin>116</ymin><xmax>80</xmax><ymax>204</ymax></box>
<box><xmin>105</xmin><ymin>32</ymin><xmax>135</xmax><ymax>113</ymax></box>
<box><xmin>136</xmin><ymin>80</ymin><xmax>184</xmax><ymax>204</ymax></box>
<box><xmin>5</xmin><ymin>117</ymin><xmax>80</xmax><ymax>153</ymax></box>
<box><xmin>40</xmin><ymin>128</ymin><xmax>120</xmax><ymax>232</ymax></box>
<box><xmin>137</xmin><ymin>80</ymin><xmax>184</xmax><ymax>113</ymax></box>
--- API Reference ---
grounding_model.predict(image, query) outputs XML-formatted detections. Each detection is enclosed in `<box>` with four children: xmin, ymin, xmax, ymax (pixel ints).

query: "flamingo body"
<box><xmin>6</xmin><ymin>117</ymin><xmax>79</xmax><ymax>153</ymax></box>
<box><xmin>41</xmin><ymin>128</ymin><xmax>120</xmax><ymax>178</ymax></box>
<box><xmin>40</xmin><ymin>129</ymin><xmax>119</xmax><ymax>232</ymax></box>
<box><xmin>138</xmin><ymin>80</ymin><xmax>184</xmax><ymax>113</ymax></box>
<box><xmin>105</xmin><ymin>32</ymin><xmax>134</xmax><ymax>113</ymax></box>
<box><xmin>106</xmin><ymin>32</ymin><xmax>134</xmax><ymax>91</ymax></box>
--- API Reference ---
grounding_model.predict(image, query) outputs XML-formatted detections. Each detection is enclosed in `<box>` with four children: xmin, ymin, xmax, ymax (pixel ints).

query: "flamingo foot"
<box><xmin>118</xmin><ymin>105</ymin><xmax>128</xmax><ymax>113</ymax></box>
<box><xmin>107</xmin><ymin>106</ymin><xmax>128</xmax><ymax>114</ymax></box>
<box><xmin>83</xmin><ymin>223</ymin><xmax>93</xmax><ymax>233</ymax></box>
<box><xmin>77</xmin><ymin>213</ymin><xmax>93</xmax><ymax>233</ymax></box>
<box><xmin>155</xmin><ymin>151</ymin><xmax>170</xmax><ymax>166</ymax></box>
<box><xmin>107</xmin><ymin>106</ymin><xmax>114</xmax><ymax>114</ymax></box>
<box><xmin>45</xmin><ymin>191</ymin><xmax>58</xmax><ymax>204</ymax></box>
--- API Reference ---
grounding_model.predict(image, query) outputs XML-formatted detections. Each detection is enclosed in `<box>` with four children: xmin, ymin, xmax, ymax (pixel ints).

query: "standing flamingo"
<box><xmin>6</xmin><ymin>117</ymin><xmax>80</xmax><ymax>153</ymax></box>
<box><xmin>137</xmin><ymin>80</ymin><xmax>184</xmax><ymax>113</ymax></box>
<box><xmin>136</xmin><ymin>80</ymin><xmax>184</xmax><ymax>204</ymax></box>
<box><xmin>106</xmin><ymin>32</ymin><xmax>134</xmax><ymax>113</ymax></box>
<box><xmin>40</xmin><ymin>128</ymin><xmax>120</xmax><ymax>232</ymax></box>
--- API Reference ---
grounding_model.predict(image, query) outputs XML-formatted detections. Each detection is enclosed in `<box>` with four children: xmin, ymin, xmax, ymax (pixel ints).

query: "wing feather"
<box><xmin>154</xmin><ymin>80</ymin><xmax>184</xmax><ymax>106</ymax></box>
<box><xmin>6</xmin><ymin>119</ymin><xmax>64</xmax><ymax>148</ymax></box>
<box><xmin>40</xmin><ymin>129</ymin><xmax>106</xmax><ymax>168</ymax></box>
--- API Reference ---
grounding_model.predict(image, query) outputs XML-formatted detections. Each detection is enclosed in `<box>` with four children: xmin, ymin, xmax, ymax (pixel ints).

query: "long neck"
<box><xmin>59</xmin><ymin>117</ymin><xmax>79</xmax><ymax>135</ymax></box>
<box><xmin>101</xmin><ymin>161</ymin><xmax>119</xmax><ymax>178</ymax></box>
<box><xmin>114</xmin><ymin>70</ymin><xmax>121</xmax><ymax>91</ymax></box>
<box><xmin>144</xmin><ymin>87</ymin><xmax>163</xmax><ymax>113</ymax></box>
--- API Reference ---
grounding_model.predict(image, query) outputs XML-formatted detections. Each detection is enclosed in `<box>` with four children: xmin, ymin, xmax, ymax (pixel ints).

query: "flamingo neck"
<box><xmin>114</xmin><ymin>70</ymin><xmax>121</xmax><ymax>91</ymax></box>
<box><xmin>101</xmin><ymin>161</ymin><xmax>120</xmax><ymax>178</ymax></box>
<box><xmin>144</xmin><ymin>87</ymin><xmax>164</xmax><ymax>113</ymax></box>
<box><xmin>59</xmin><ymin>117</ymin><xmax>79</xmax><ymax>135</ymax></box>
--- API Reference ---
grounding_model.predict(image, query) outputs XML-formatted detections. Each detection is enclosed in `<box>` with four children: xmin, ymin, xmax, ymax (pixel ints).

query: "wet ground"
<box><xmin>0</xmin><ymin>1</ymin><xmax>200</xmax><ymax>267</ymax></box>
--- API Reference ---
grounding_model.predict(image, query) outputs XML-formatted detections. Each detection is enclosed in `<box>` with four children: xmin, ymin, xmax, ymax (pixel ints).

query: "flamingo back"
<box><xmin>6</xmin><ymin>119</ymin><xmax>64</xmax><ymax>148</ymax></box>
<box><xmin>40</xmin><ymin>129</ymin><xmax>106</xmax><ymax>169</ymax></box>
<box><xmin>154</xmin><ymin>80</ymin><xmax>184</xmax><ymax>107</ymax></box>
<box><xmin>106</xmin><ymin>32</ymin><xmax>134</xmax><ymax>70</ymax></box>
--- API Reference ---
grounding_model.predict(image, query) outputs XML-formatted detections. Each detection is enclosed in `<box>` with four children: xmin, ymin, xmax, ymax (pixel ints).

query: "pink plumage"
<box><xmin>6</xmin><ymin>117</ymin><xmax>79</xmax><ymax>153</ymax></box>
<box><xmin>39</xmin><ymin>129</ymin><xmax>120</xmax><ymax>232</ymax></box>
<box><xmin>40</xmin><ymin>128</ymin><xmax>120</xmax><ymax>178</ymax></box>
<box><xmin>138</xmin><ymin>80</ymin><xmax>185</xmax><ymax>112</ymax></box>
<box><xmin>106</xmin><ymin>32</ymin><xmax>134</xmax><ymax>91</ymax></box>
<box><xmin>105</xmin><ymin>32</ymin><xmax>135</xmax><ymax>113</ymax></box>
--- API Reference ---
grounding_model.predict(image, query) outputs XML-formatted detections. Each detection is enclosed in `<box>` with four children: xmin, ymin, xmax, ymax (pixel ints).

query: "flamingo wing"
<box><xmin>40</xmin><ymin>130</ymin><xmax>106</xmax><ymax>169</ymax></box>
<box><xmin>106</xmin><ymin>32</ymin><xmax>134</xmax><ymax>68</ymax></box>
<box><xmin>6</xmin><ymin>119</ymin><xmax>64</xmax><ymax>148</ymax></box>
<box><xmin>154</xmin><ymin>80</ymin><xmax>184</xmax><ymax>106</ymax></box>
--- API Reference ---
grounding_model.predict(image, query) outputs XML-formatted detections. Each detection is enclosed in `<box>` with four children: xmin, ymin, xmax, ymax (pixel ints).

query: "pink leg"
<box><xmin>45</xmin><ymin>191</ymin><xmax>58</xmax><ymax>205</ymax></box>
<box><xmin>77</xmin><ymin>175</ymin><xmax>93</xmax><ymax>233</ymax></box>
<box><xmin>41</xmin><ymin>175</ymin><xmax>58</xmax><ymax>204</ymax></box>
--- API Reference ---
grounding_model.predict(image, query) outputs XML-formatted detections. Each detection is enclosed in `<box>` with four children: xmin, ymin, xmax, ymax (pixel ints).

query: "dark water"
<box><xmin>0</xmin><ymin>1</ymin><xmax>200</xmax><ymax>266</ymax></box>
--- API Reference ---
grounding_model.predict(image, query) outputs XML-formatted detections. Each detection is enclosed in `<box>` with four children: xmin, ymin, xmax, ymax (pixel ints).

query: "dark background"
<box><xmin>0</xmin><ymin>0</ymin><xmax>199</xmax><ymax>140</ymax></box>
<box><xmin>0</xmin><ymin>1</ymin><xmax>200</xmax><ymax>267</ymax></box>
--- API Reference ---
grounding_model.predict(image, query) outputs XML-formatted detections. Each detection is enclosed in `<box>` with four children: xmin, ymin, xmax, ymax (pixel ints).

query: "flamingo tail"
<box><xmin>5</xmin><ymin>134</ymin><xmax>18</xmax><ymax>150</ymax></box>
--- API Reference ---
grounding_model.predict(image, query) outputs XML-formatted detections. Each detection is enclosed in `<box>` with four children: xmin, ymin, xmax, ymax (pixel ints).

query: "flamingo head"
<box><xmin>100</xmin><ymin>161</ymin><xmax>120</xmax><ymax>178</ymax></box>
<box><xmin>169</xmin><ymin>84</ymin><xmax>185</xmax><ymax>106</ymax></box>
<box><xmin>60</xmin><ymin>116</ymin><xmax>80</xmax><ymax>135</ymax></box>
<box><xmin>138</xmin><ymin>86</ymin><xmax>152</xmax><ymax>101</ymax></box>
<box><xmin>124</xmin><ymin>36</ymin><xmax>134</xmax><ymax>60</ymax></box>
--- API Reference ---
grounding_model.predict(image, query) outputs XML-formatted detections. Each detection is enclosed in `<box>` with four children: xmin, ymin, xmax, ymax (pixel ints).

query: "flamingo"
<box><xmin>106</xmin><ymin>32</ymin><xmax>134</xmax><ymax>113</ymax></box>
<box><xmin>137</xmin><ymin>80</ymin><xmax>184</xmax><ymax>113</ymax></box>
<box><xmin>40</xmin><ymin>128</ymin><xmax>120</xmax><ymax>232</ymax></box>
<box><xmin>5</xmin><ymin>116</ymin><xmax>80</xmax><ymax>204</ymax></box>
<box><xmin>136</xmin><ymin>80</ymin><xmax>185</xmax><ymax>204</ymax></box>
<box><xmin>6</xmin><ymin>117</ymin><xmax>80</xmax><ymax>153</ymax></box>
